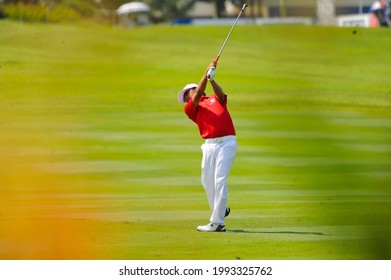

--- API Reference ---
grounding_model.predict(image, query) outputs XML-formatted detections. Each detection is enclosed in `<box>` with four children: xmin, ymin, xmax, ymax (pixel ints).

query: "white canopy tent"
<box><xmin>116</xmin><ymin>2</ymin><xmax>150</xmax><ymax>15</ymax></box>
<box><xmin>116</xmin><ymin>2</ymin><xmax>150</xmax><ymax>27</ymax></box>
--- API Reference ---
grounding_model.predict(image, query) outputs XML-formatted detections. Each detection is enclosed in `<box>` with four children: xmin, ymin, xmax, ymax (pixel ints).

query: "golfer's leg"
<box><xmin>201</xmin><ymin>143</ymin><xmax>216</xmax><ymax>213</ymax></box>
<box><xmin>211</xmin><ymin>140</ymin><xmax>237</xmax><ymax>224</ymax></box>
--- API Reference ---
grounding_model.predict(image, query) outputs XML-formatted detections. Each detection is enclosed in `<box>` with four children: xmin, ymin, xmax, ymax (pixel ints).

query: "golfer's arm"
<box><xmin>210</xmin><ymin>80</ymin><xmax>226</xmax><ymax>102</ymax></box>
<box><xmin>193</xmin><ymin>72</ymin><xmax>208</xmax><ymax>107</ymax></box>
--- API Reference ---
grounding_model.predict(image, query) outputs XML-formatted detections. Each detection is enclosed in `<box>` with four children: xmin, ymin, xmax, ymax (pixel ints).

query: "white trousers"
<box><xmin>201</xmin><ymin>136</ymin><xmax>238</xmax><ymax>225</ymax></box>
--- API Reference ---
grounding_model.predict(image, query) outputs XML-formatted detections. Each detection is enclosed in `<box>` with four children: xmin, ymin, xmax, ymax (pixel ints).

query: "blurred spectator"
<box><xmin>370</xmin><ymin>0</ymin><xmax>390</xmax><ymax>27</ymax></box>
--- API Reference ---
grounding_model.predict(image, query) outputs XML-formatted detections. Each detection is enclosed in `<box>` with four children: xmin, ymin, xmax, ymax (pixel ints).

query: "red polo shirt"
<box><xmin>184</xmin><ymin>93</ymin><xmax>236</xmax><ymax>139</ymax></box>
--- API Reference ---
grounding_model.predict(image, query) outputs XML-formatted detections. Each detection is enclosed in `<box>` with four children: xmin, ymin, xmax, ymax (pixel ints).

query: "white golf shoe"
<box><xmin>197</xmin><ymin>222</ymin><xmax>226</xmax><ymax>232</ymax></box>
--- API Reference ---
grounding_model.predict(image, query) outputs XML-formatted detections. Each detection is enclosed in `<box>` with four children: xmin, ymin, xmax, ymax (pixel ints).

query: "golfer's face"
<box><xmin>184</xmin><ymin>88</ymin><xmax>196</xmax><ymax>103</ymax></box>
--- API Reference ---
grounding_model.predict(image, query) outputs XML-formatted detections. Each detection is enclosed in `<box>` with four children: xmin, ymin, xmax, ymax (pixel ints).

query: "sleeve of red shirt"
<box><xmin>184</xmin><ymin>99</ymin><xmax>197</xmax><ymax>123</ymax></box>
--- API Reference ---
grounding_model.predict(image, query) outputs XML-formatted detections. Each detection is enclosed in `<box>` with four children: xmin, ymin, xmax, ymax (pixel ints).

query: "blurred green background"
<box><xmin>0</xmin><ymin>20</ymin><xmax>390</xmax><ymax>259</ymax></box>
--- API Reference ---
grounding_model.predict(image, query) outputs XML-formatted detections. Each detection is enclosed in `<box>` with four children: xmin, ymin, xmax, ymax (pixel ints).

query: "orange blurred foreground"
<box><xmin>0</xmin><ymin>126</ymin><xmax>100</xmax><ymax>259</ymax></box>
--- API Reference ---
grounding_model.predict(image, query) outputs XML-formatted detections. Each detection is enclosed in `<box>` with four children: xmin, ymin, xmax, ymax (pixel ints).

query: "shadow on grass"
<box><xmin>228</xmin><ymin>229</ymin><xmax>330</xmax><ymax>236</ymax></box>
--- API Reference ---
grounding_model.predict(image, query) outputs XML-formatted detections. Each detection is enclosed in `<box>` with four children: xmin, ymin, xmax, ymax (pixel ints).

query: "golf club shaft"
<box><xmin>215</xmin><ymin>4</ymin><xmax>248</xmax><ymax>62</ymax></box>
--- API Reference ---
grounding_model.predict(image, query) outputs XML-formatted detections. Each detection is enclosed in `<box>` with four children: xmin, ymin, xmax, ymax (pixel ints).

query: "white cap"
<box><xmin>177</xmin><ymin>83</ymin><xmax>197</xmax><ymax>103</ymax></box>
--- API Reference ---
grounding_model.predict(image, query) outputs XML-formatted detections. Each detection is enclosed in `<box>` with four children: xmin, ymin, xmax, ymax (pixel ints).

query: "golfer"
<box><xmin>177</xmin><ymin>60</ymin><xmax>237</xmax><ymax>232</ymax></box>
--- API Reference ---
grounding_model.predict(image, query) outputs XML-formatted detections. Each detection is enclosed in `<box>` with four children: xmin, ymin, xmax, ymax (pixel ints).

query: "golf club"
<box><xmin>207</xmin><ymin>3</ymin><xmax>248</xmax><ymax>80</ymax></box>
<box><xmin>216</xmin><ymin>3</ymin><xmax>248</xmax><ymax>63</ymax></box>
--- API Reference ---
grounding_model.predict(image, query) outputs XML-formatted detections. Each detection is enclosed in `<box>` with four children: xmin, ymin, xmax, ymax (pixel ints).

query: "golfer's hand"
<box><xmin>207</xmin><ymin>61</ymin><xmax>217</xmax><ymax>81</ymax></box>
<box><xmin>210</xmin><ymin>60</ymin><xmax>217</xmax><ymax>69</ymax></box>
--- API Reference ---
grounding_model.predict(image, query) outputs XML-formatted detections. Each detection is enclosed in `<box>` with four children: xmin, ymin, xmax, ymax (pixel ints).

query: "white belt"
<box><xmin>205</xmin><ymin>135</ymin><xmax>236</xmax><ymax>144</ymax></box>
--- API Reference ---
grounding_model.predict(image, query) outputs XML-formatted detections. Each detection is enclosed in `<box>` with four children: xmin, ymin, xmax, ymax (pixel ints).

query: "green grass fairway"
<box><xmin>1</xmin><ymin>20</ymin><xmax>390</xmax><ymax>260</ymax></box>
